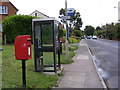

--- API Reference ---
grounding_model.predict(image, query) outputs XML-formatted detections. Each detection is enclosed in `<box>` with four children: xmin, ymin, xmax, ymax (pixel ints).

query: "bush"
<box><xmin>69</xmin><ymin>37</ymin><xmax>80</xmax><ymax>44</ymax></box>
<box><xmin>96</xmin><ymin>23</ymin><xmax>119</xmax><ymax>40</ymax></box>
<box><xmin>74</xmin><ymin>30</ymin><xmax>81</xmax><ymax>37</ymax></box>
<box><xmin>69</xmin><ymin>45</ymin><xmax>78</xmax><ymax>51</ymax></box>
<box><xmin>62</xmin><ymin>29</ymin><xmax>66</xmax><ymax>36</ymax></box>
<box><xmin>3</xmin><ymin>15</ymin><xmax>36</xmax><ymax>44</ymax></box>
<box><xmin>59</xmin><ymin>29</ymin><xmax>64</xmax><ymax>38</ymax></box>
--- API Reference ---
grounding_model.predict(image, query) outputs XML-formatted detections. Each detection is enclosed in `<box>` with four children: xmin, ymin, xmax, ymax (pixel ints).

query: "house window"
<box><xmin>0</xmin><ymin>6</ymin><xmax>8</xmax><ymax>14</ymax></box>
<box><xmin>35</xmin><ymin>13</ymin><xmax>37</xmax><ymax>17</ymax></box>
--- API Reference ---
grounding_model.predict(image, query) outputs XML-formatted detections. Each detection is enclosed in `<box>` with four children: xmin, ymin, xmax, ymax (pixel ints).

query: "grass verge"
<box><xmin>0</xmin><ymin>35</ymin><xmax>2</xmax><ymax>47</ymax></box>
<box><xmin>60</xmin><ymin>44</ymin><xmax>78</xmax><ymax>64</ymax></box>
<box><xmin>2</xmin><ymin>45</ymin><xmax>58</xmax><ymax>88</ymax></box>
<box><xmin>2</xmin><ymin>44</ymin><xmax>78</xmax><ymax>88</ymax></box>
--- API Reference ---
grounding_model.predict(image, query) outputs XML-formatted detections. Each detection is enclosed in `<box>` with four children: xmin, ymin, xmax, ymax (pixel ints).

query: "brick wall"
<box><xmin>0</xmin><ymin>2</ymin><xmax>18</xmax><ymax>22</ymax></box>
<box><xmin>0</xmin><ymin>1</ymin><xmax>18</xmax><ymax>33</ymax></box>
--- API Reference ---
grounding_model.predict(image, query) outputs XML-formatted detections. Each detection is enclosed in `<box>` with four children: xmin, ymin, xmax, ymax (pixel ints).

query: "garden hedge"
<box><xmin>3</xmin><ymin>15</ymin><xmax>36</xmax><ymax>44</ymax></box>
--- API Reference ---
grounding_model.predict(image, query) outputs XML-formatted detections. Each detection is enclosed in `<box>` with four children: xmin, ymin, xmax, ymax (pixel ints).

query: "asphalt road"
<box><xmin>85</xmin><ymin>38</ymin><xmax>119</xmax><ymax>89</ymax></box>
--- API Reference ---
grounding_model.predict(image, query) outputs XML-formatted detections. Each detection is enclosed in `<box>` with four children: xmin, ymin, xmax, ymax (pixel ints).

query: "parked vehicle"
<box><xmin>92</xmin><ymin>36</ymin><xmax>97</xmax><ymax>39</ymax></box>
<box><xmin>87</xmin><ymin>36</ymin><xmax>92</xmax><ymax>39</ymax></box>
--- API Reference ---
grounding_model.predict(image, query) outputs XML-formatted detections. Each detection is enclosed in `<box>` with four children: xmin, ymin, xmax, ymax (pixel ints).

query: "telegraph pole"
<box><xmin>65</xmin><ymin>0</ymin><xmax>69</xmax><ymax>62</ymax></box>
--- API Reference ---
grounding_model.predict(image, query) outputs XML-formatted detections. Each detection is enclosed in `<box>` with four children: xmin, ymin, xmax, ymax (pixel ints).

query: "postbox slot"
<box><xmin>27</xmin><ymin>38</ymin><xmax>31</xmax><ymax>41</ymax></box>
<box><xmin>27</xmin><ymin>38</ymin><xmax>32</xmax><ymax>46</ymax></box>
<box><xmin>27</xmin><ymin>44</ymin><xmax>31</xmax><ymax>46</ymax></box>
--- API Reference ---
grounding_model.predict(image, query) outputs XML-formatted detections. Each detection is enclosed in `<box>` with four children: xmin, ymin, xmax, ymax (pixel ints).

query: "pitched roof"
<box><xmin>9</xmin><ymin>2</ymin><xmax>18</xmax><ymax>11</ymax></box>
<box><xmin>1</xmin><ymin>0</ymin><xmax>18</xmax><ymax>11</ymax></box>
<box><xmin>30</xmin><ymin>10</ymin><xmax>49</xmax><ymax>18</ymax></box>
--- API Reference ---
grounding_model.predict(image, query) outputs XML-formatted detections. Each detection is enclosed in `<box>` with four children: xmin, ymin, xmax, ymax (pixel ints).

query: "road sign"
<box><xmin>61</xmin><ymin>16</ymin><xmax>71</xmax><ymax>20</ymax></box>
<box><xmin>67</xmin><ymin>8</ymin><xmax>75</xmax><ymax>16</ymax></box>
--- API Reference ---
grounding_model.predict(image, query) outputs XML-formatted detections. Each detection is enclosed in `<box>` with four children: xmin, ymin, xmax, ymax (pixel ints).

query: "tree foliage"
<box><xmin>59</xmin><ymin>8</ymin><xmax>82</xmax><ymax>30</ymax></box>
<box><xmin>84</xmin><ymin>25</ymin><xmax>94</xmax><ymax>36</ymax></box>
<box><xmin>74</xmin><ymin>30</ymin><xmax>81</xmax><ymax>37</ymax></box>
<box><xmin>70</xmin><ymin>11</ymin><xmax>82</xmax><ymax>30</ymax></box>
<box><xmin>96</xmin><ymin>26</ymin><xmax>101</xmax><ymax>31</ymax></box>
<box><xmin>3</xmin><ymin>15</ymin><xmax>36</xmax><ymax>43</ymax></box>
<box><xmin>59</xmin><ymin>29</ymin><xmax>64</xmax><ymax>37</ymax></box>
<box><xmin>59</xmin><ymin>8</ymin><xmax>66</xmax><ymax>16</ymax></box>
<box><xmin>96</xmin><ymin>23</ymin><xmax>119</xmax><ymax>40</ymax></box>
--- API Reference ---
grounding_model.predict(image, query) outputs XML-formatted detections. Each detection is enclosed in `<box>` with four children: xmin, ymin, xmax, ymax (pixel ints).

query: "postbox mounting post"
<box><xmin>22</xmin><ymin>60</ymin><xmax>26</xmax><ymax>87</ymax></box>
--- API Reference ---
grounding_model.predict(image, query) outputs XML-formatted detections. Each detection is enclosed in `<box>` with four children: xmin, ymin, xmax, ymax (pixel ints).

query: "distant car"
<box><xmin>87</xmin><ymin>36</ymin><xmax>92</xmax><ymax>39</ymax></box>
<box><xmin>92</xmin><ymin>36</ymin><xmax>97</xmax><ymax>39</ymax></box>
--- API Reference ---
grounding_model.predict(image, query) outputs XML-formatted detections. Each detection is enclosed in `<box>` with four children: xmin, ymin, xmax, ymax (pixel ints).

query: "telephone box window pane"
<box><xmin>41</xmin><ymin>24</ymin><xmax>53</xmax><ymax>46</ymax></box>
<box><xmin>55</xmin><ymin>23</ymin><xmax>59</xmax><ymax>48</ymax></box>
<box><xmin>35</xmin><ymin>25</ymin><xmax>41</xmax><ymax>47</ymax></box>
<box><xmin>43</xmin><ymin>52</ymin><xmax>54</xmax><ymax>65</ymax></box>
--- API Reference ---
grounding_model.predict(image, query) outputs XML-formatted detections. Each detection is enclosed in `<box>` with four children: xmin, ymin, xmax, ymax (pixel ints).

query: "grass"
<box><xmin>60</xmin><ymin>45</ymin><xmax>78</xmax><ymax>64</ymax></box>
<box><xmin>0</xmin><ymin>35</ymin><xmax>2</xmax><ymax>90</ymax></box>
<box><xmin>69</xmin><ymin>45</ymin><xmax>79</xmax><ymax>51</ymax></box>
<box><xmin>0</xmin><ymin>35</ymin><xmax>2</xmax><ymax>48</ymax></box>
<box><xmin>2</xmin><ymin>45</ymin><xmax>58</xmax><ymax>88</ymax></box>
<box><xmin>2</xmin><ymin>44</ymin><xmax>78</xmax><ymax>88</ymax></box>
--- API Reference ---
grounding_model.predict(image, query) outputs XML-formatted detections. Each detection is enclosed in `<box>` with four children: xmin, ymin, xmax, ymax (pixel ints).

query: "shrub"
<box><xmin>62</xmin><ymin>29</ymin><xmax>66</xmax><ymax>36</ymax></box>
<box><xmin>69</xmin><ymin>37</ymin><xmax>80</xmax><ymax>44</ymax></box>
<box><xmin>69</xmin><ymin>45</ymin><xmax>78</xmax><ymax>51</ymax></box>
<box><xmin>96</xmin><ymin>23</ymin><xmax>119</xmax><ymax>40</ymax></box>
<box><xmin>74</xmin><ymin>30</ymin><xmax>81</xmax><ymax>37</ymax></box>
<box><xmin>59</xmin><ymin>29</ymin><xmax>64</xmax><ymax>38</ymax></box>
<box><xmin>3</xmin><ymin>15</ymin><xmax>36</xmax><ymax>44</ymax></box>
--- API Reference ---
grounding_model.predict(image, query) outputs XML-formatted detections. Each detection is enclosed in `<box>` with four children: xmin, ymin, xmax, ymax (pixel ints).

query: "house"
<box><xmin>30</xmin><ymin>10</ymin><xmax>49</xmax><ymax>18</ymax></box>
<box><xmin>0</xmin><ymin>0</ymin><xmax>18</xmax><ymax>32</ymax></box>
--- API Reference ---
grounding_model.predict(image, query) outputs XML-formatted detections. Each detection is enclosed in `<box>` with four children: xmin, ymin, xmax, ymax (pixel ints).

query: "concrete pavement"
<box><xmin>56</xmin><ymin>39</ymin><xmax>106</xmax><ymax>88</ymax></box>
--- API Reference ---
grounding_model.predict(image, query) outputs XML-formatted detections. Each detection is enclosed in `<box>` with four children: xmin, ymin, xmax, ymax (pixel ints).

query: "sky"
<box><xmin>10</xmin><ymin>0</ymin><xmax>119</xmax><ymax>29</ymax></box>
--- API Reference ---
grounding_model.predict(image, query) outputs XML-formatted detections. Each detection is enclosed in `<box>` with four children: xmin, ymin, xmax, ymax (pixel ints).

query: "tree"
<box><xmin>59</xmin><ymin>8</ymin><xmax>66</xmax><ymax>16</ymax></box>
<box><xmin>84</xmin><ymin>25</ymin><xmax>94</xmax><ymax>36</ymax></box>
<box><xmin>70</xmin><ymin>11</ymin><xmax>82</xmax><ymax>30</ymax></box>
<box><xmin>95</xmin><ymin>23</ymin><xmax>119</xmax><ymax>40</ymax></box>
<box><xmin>96</xmin><ymin>26</ymin><xmax>101</xmax><ymax>31</ymax></box>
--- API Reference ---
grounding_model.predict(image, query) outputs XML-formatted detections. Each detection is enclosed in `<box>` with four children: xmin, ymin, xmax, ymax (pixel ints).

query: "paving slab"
<box><xmin>57</xmin><ymin>39</ymin><xmax>103</xmax><ymax>88</ymax></box>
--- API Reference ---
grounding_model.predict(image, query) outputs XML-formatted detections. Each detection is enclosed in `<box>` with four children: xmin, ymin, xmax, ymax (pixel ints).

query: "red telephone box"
<box><xmin>14</xmin><ymin>35</ymin><xmax>32</xmax><ymax>60</ymax></box>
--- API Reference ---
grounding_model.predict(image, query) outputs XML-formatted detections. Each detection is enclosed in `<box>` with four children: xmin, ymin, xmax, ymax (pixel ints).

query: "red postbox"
<box><xmin>14</xmin><ymin>35</ymin><xmax>32</xmax><ymax>60</ymax></box>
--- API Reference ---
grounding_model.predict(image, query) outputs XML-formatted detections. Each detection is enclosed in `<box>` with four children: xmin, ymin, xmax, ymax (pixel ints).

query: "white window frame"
<box><xmin>0</xmin><ymin>6</ymin><xmax>8</xmax><ymax>14</ymax></box>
